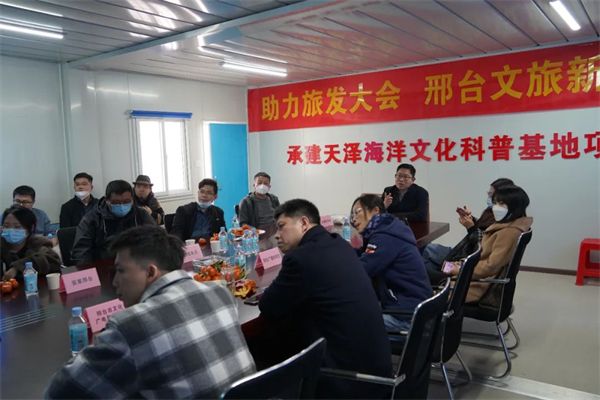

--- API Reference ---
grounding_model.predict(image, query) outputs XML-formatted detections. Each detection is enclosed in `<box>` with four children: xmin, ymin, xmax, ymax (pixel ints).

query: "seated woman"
<box><xmin>1</xmin><ymin>206</ymin><xmax>61</xmax><ymax>281</ymax></box>
<box><xmin>422</xmin><ymin>177</ymin><xmax>514</xmax><ymax>285</ymax></box>
<box><xmin>445</xmin><ymin>185</ymin><xmax>533</xmax><ymax>304</ymax></box>
<box><xmin>350</xmin><ymin>194</ymin><xmax>432</xmax><ymax>335</ymax></box>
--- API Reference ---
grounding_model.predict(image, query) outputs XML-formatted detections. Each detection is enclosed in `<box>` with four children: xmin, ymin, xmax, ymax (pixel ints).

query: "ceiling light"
<box><xmin>0</xmin><ymin>1</ymin><xmax>63</xmax><ymax>17</ymax></box>
<box><xmin>162</xmin><ymin>42</ymin><xmax>178</xmax><ymax>51</ymax></box>
<box><xmin>0</xmin><ymin>22</ymin><xmax>63</xmax><ymax>39</ymax></box>
<box><xmin>549</xmin><ymin>0</ymin><xmax>581</xmax><ymax>31</ymax></box>
<box><xmin>220</xmin><ymin>61</ymin><xmax>287</xmax><ymax>77</ymax></box>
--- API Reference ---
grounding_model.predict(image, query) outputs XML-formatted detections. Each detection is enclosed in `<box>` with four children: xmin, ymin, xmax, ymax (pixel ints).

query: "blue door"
<box><xmin>209</xmin><ymin>123</ymin><xmax>248</xmax><ymax>227</ymax></box>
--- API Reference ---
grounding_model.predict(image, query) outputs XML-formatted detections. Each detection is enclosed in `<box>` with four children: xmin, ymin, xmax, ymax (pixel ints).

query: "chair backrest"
<box><xmin>396</xmin><ymin>279</ymin><xmax>451</xmax><ymax>388</ymax></box>
<box><xmin>164</xmin><ymin>213</ymin><xmax>175</xmax><ymax>233</ymax></box>
<box><xmin>57</xmin><ymin>227</ymin><xmax>77</xmax><ymax>266</ymax></box>
<box><xmin>439</xmin><ymin>247</ymin><xmax>481</xmax><ymax>362</ymax></box>
<box><xmin>220</xmin><ymin>337</ymin><xmax>326</xmax><ymax>400</ymax></box>
<box><xmin>496</xmin><ymin>229</ymin><xmax>533</xmax><ymax>322</ymax></box>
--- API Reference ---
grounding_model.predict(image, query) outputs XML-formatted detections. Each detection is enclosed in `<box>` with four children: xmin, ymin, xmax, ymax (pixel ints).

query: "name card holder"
<box><xmin>183</xmin><ymin>244</ymin><xmax>203</xmax><ymax>266</ymax></box>
<box><xmin>320</xmin><ymin>215</ymin><xmax>334</xmax><ymax>231</ymax></box>
<box><xmin>85</xmin><ymin>299</ymin><xmax>125</xmax><ymax>333</ymax></box>
<box><xmin>60</xmin><ymin>268</ymin><xmax>101</xmax><ymax>294</ymax></box>
<box><xmin>255</xmin><ymin>247</ymin><xmax>283</xmax><ymax>270</ymax></box>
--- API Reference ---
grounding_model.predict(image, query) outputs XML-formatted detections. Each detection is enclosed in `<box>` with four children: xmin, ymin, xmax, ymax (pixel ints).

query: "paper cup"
<box><xmin>210</xmin><ymin>240</ymin><xmax>221</xmax><ymax>254</ymax></box>
<box><xmin>185</xmin><ymin>239</ymin><xmax>195</xmax><ymax>246</ymax></box>
<box><xmin>46</xmin><ymin>273</ymin><xmax>61</xmax><ymax>290</ymax></box>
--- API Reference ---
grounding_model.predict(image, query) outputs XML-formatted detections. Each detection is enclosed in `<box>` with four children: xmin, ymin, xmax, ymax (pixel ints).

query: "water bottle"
<box><xmin>218</xmin><ymin>227</ymin><xmax>228</xmax><ymax>255</ymax></box>
<box><xmin>242</xmin><ymin>229</ymin><xmax>252</xmax><ymax>254</ymax></box>
<box><xmin>342</xmin><ymin>217</ymin><xmax>352</xmax><ymax>242</ymax></box>
<box><xmin>23</xmin><ymin>261</ymin><xmax>38</xmax><ymax>296</ymax></box>
<box><xmin>235</xmin><ymin>243</ymin><xmax>246</xmax><ymax>269</ymax></box>
<box><xmin>232</xmin><ymin>215</ymin><xmax>240</xmax><ymax>229</ymax></box>
<box><xmin>69</xmin><ymin>306</ymin><xmax>89</xmax><ymax>357</ymax></box>
<box><xmin>251</xmin><ymin>228</ymin><xmax>260</xmax><ymax>254</ymax></box>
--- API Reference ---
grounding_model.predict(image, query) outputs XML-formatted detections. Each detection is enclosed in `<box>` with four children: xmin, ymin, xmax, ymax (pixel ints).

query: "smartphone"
<box><xmin>442</xmin><ymin>261</ymin><xmax>457</xmax><ymax>274</ymax></box>
<box><xmin>243</xmin><ymin>292</ymin><xmax>263</xmax><ymax>306</ymax></box>
<box><xmin>456</xmin><ymin>207</ymin><xmax>468</xmax><ymax>217</ymax></box>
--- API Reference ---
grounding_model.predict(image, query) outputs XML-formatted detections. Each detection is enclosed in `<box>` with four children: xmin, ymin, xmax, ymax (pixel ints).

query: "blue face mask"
<box><xmin>110</xmin><ymin>203</ymin><xmax>132</xmax><ymax>217</ymax></box>
<box><xmin>1</xmin><ymin>228</ymin><xmax>28</xmax><ymax>244</ymax></box>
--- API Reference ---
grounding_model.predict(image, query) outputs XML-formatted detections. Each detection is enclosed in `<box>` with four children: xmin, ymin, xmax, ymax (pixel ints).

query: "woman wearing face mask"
<box><xmin>445</xmin><ymin>185</ymin><xmax>533</xmax><ymax>304</ymax></box>
<box><xmin>422</xmin><ymin>177</ymin><xmax>514</xmax><ymax>285</ymax></box>
<box><xmin>1</xmin><ymin>206</ymin><xmax>61</xmax><ymax>281</ymax></box>
<box><xmin>350</xmin><ymin>194</ymin><xmax>432</xmax><ymax>337</ymax></box>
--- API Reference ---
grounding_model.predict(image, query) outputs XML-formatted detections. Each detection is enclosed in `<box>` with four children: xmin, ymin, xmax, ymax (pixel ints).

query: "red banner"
<box><xmin>248</xmin><ymin>42</ymin><xmax>600</xmax><ymax>132</ymax></box>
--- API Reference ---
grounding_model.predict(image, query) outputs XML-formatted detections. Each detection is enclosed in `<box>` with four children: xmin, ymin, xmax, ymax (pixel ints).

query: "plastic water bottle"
<box><xmin>69</xmin><ymin>306</ymin><xmax>89</xmax><ymax>357</ymax></box>
<box><xmin>218</xmin><ymin>227</ymin><xmax>228</xmax><ymax>255</ymax></box>
<box><xmin>23</xmin><ymin>261</ymin><xmax>38</xmax><ymax>296</ymax></box>
<box><xmin>232</xmin><ymin>215</ymin><xmax>240</xmax><ymax>229</ymax></box>
<box><xmin>242</xmin><ymin>229</ymin><xmax>252</xmax><ymax>254</ymax></box>
<box><xmin>235</xmin><ymin>243</ymin><xmax>246</xmax><ymax>269</ymax></box>
<box><xmin>250</xmin><ymin>228</ymin><xmax>260</xmax><ymax>254</ymax></box>
<box><xmin>342</xmin><ymin>217</ymin><xmax>352</xmax><ymax>242</ymax></box>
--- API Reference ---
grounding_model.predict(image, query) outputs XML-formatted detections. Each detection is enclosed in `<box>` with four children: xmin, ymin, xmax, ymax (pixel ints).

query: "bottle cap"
<box><xmin>71</xmin><ymin>306</ymin><xmax>82</xmax><ymax>317</ymax></box>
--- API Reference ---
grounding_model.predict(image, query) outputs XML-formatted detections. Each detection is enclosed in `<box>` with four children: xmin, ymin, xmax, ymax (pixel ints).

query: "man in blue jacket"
<box><xmin>259</xmin><ymin>199</ymin><xmax>392</xmax><ymax>399</ymax></box>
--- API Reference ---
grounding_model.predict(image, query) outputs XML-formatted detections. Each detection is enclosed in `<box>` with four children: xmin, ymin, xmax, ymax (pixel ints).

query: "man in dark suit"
<box><xmin>259</xmin><ymin>199</ymin><xmax>392</xmax><ymax>398</ymax></box>
<box><xmin>382</xmin><ymin>163</ymin><xmax>429</xmax><ymax>222</ymax></box>
<box><xmin>171</xmin><ymin>179</ymin><xmax>225</xmax><ymax>242</ymax></box>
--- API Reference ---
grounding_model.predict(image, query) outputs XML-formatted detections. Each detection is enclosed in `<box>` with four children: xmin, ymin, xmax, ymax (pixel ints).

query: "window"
<box><xmin>130</xmin><ymin>111</ymin><xmax>192</xmax><ymax>197</ymax></box>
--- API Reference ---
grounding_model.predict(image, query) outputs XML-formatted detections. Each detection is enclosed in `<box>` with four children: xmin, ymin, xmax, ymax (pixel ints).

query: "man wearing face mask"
<box><xmin>238</xmin><ymin>172</ymin><xmax>280</xmax><ymax>230</ymax></box>
<box><xmin>171</xmin><ymin>179</ymin><xmax>226</xmax><ymax>242</ymax></box>
<box><xmin>71</xmin><ymin>180</ymin><xmax>155</xmax><ymax>266</ymax></box>
<box><xmin>59</xmin><ymin>172</ymin><xmax>99</xmax><ymax>228</ymax></box>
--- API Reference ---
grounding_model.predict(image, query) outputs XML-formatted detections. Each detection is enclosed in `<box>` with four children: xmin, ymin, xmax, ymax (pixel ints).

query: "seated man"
<box><xmin>382</xmin><ymin>163</ymin><xmax>429</xmax><ymax>222</ymax></box>
<box><xmin>132</xmin><ymin>175</ymin><xmax>164</xmax><ymax>225</ymax></box>
<box><xmin>258</xmin><ymin>199</ymin><xmax>392</xmax><ymax>399</ymax></box>
<box><xmin>45</xmin><ymin>225</ymin><xmax>255</xmax><ymax>399</ymax></box>
<box><xmin>238</xmin><ymin>172</ymin><xmax>280</xmax><ymax>230</ymax></box>
<box><xmin>171</xmin><ymin>179</ymin><xmax>225</xmax><ymax>242</ymax></box>
<box><xmin>2</xmin><ymin>185</ymin><xmax>53</xmax><ymax>236</ymax></box>
<box><xmin>59</xmin><ymin>172</ymin><xmax>99</xmax><ymax>228</ymax></box>
<box><xmin>71</xmin><ymin>180</ymin><xmax>155</xmax><ymax>265</ymax></box>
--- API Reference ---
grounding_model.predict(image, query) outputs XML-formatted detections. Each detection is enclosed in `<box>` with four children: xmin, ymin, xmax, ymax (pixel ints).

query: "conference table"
<box><xmin>0</xmin><ymin>220</ymin><xmax>448</xmax><ymax>399</ymax></box>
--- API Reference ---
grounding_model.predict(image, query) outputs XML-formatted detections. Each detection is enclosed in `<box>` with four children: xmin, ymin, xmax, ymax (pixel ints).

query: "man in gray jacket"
<box><xmin>238</xmin><ymin>172</ymin><xmax>280</xmax><ymax>230</ymax></box>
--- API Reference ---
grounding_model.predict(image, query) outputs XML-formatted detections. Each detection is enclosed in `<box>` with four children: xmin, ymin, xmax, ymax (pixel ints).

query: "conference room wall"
<box><xmin>248</xmin><ymin>107</ymin><xmax>600</xmax><ymax>270</ymax></box>
<box><xmin>0</xmin><ymin>56</ymin><xmax>68</xmax><ymax>221</ymax></box>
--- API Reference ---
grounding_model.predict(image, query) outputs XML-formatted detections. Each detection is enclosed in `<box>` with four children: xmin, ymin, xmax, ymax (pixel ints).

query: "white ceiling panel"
<box><xmin>0</xmin><ymin>0</ymin><xmax>597</xmax><ymax>87</ymax></box>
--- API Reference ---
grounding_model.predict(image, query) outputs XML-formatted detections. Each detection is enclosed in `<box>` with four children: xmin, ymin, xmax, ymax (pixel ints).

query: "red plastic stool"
<box><xmin>576</xmin><ymin>238</ymin><xmax>600</xmax><ymax>285</ymax></box>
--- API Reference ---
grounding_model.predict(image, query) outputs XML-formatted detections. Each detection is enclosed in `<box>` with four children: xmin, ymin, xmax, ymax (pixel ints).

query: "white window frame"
<box><xmin>130</xmin><ymin>116</ymin><xmax>192</xmax><ymax>199</ymax></box>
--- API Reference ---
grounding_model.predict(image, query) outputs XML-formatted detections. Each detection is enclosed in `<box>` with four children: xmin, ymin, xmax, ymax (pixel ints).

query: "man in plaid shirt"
<box><xmin>45</xmin><ymin>225</ymin><xmax>255</xmax><ymax>398</ymax></box>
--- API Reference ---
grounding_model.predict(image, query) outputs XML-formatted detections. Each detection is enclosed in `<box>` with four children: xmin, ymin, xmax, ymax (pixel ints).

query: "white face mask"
<box><xmin>255</xmin><ymin>184</ymin><xmax>270</xmax><ymax>195</ymax></box>
<box><xmin>492</xmin><ymin>204</ymin><xmax>509</xmax><ymax>221</ymax></box>
<box><xmin>197</xmin><ymin>201</ymin><xmax>212</xmax><ymax>209</ymax></box>
<box><xmin>75</xmin><ymin>191</ymin><xmax>90</xmax><ymax>200</ymax></box>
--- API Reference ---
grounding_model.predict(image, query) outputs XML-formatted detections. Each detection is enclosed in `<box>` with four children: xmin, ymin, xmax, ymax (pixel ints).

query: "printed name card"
<box><xmin>85</xmin><ymin>299</ymin><xmax>125</xmax><ymax>333</ymax></box>
<box><xmin>183</xmin><ymin>244</ymin><xmax>203</xmax><ymax>264</ymax></box>
<box><xmin>255</xmin><ymin>247</ymin><xmax>283</xmax><ymax>270</ymax></box>
<box><xmin>320</xmin><ymin>215</ymin><xmax>333</xmax><ymax>231</ymax></box>
<box><xmin>60</xmin><ymin>268</ymin><xmax>100</xmax><ymax>294</ymax></box>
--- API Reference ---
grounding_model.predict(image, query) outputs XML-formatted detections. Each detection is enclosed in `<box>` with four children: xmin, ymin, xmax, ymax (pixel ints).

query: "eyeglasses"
<box><xmin>395</xmin><ymin>174</ymin><xmax>413</xmax><ymax>180</ymax></box>
<box><xmin>13</xmin><ymin>199</ymin><xmax>33</xmax><ymax>206</ymax></box>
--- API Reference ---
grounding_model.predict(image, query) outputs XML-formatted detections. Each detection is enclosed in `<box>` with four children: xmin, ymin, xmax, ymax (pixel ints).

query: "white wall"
<box><xmin>248</xmin><ymin>107</ymin><xmax>600</xmax><ymax>270</ymax></box>
<box><xmin>1</xmin><ymin>55</ymin><xmax>247</xmax><ymax>221</ymax></box>
<box><xmin>0</xmin><ymin>56</ymin><xmax>68</xmax><ymax>221</ymax></box>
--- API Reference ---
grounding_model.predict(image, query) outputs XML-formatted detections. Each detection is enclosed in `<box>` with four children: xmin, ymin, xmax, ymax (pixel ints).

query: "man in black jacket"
<box><xmin>132</xmin><ymin>175</ymin><xmax>164</xmax><ymax>225</ymax></box>
<box><xmin>59</xmin><ymin>172</ymin><xmax>99</xmax><ymax>228</ymax></box>
<box><xmin>71</xmin><ymin>180</ymin><xmax>155</xmax><ymax>266</ymax></box>
<box><xmin>259</xmin><ymin>199</ymin><xmax>392</xmax><ymax>398</ymax></box>
<box><xmin>171</xmin><ymin>179</ymin><xmax>225</xmax><ymax>242</ymax></box>
<box><xmin>382</xmin><ymin>163</ymin><xmax>429</xmax><ymax>222</ymax></box>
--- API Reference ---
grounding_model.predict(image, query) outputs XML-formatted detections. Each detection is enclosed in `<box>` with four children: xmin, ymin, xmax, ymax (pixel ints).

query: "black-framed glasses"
<box><xmin>394</xmin><ymin>173</ymin><xmax>413</xmax><ymax>180</ymax></box>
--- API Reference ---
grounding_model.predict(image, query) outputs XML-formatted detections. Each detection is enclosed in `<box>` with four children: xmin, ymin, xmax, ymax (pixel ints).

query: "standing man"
<box><xmin>46</xmin><ymin>226</ymin><xmax>255</xmax><ymax>399</ymax></box>
<box><xmin>171</xmin><ymin>179</ymin><xmax>225</xmax><ymax>242</ymax></box>
<box><xmin>258</xmin><ymin>199</ymin><xmax>392</xmax><ymax>398</ymax></box>
<box><xmin>132</xmin><ymin>175</ymin><xmax>164</xmax><ymax>225</ymax></box>
<box><xmin>382</xmin><ymin>163</ymin><xmax>429</xmax><ymax>222</ymax></box>
<box><xmin>3</xmin><ymin>185</ymin><xmax>53</xmax><ymax>236</ymax></box>
<box><xmin>71</xmin><ymin>180</ymin><xmax>155</xmax><ymax>266</ymax></box>
<box><xmin>59</xmin><ymin>172</ymin><xmax>99</xmax><ymax>228</ymax></box>
<box><xmin>238</xmin><ymin>172</ymin><xmax>280</xmax><ymax>230</ymax></box>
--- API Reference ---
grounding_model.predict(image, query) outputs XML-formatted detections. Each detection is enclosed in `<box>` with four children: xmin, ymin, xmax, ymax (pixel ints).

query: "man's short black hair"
<box><xmin>254</xmin><ymin>172</ymin><xmax>271</xmax><ymax>181</ymax></box>
<box><xmin>2</xmin><ymin>206</ymin><xmax>36</xmax><ymax>236</ymax></box>
<box><xmin>13</xmin><ymin>185</ymin><xmax>36</xmax><ymax>201</ymax></box>
<box><xmin>198</xmin><ymin>178</ymin><xmax>218</xmax><ymax>194</ymax></box>
<box><xmin>105</xmin><ymin>180</ymin><xmax>133</xmax><ymax>198</ymax></box>
<box><xmin>396</xmin><ymin>163</ymin><xmax>416</xmax><ymax>178</ymax></box>
<box><xmin>110</xmin><ymin>225</ymin><xmax>184</xmax><ymax>272</ymax></box>
<box><xmin>74</xmin><ymin>172</ymin><xmax>93</xmax><ymax>183</ymax></box>
<box><xmin>274</xmin><ymin>199</ymin><xmax>320</xmax><ymax>225</ymax></box>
